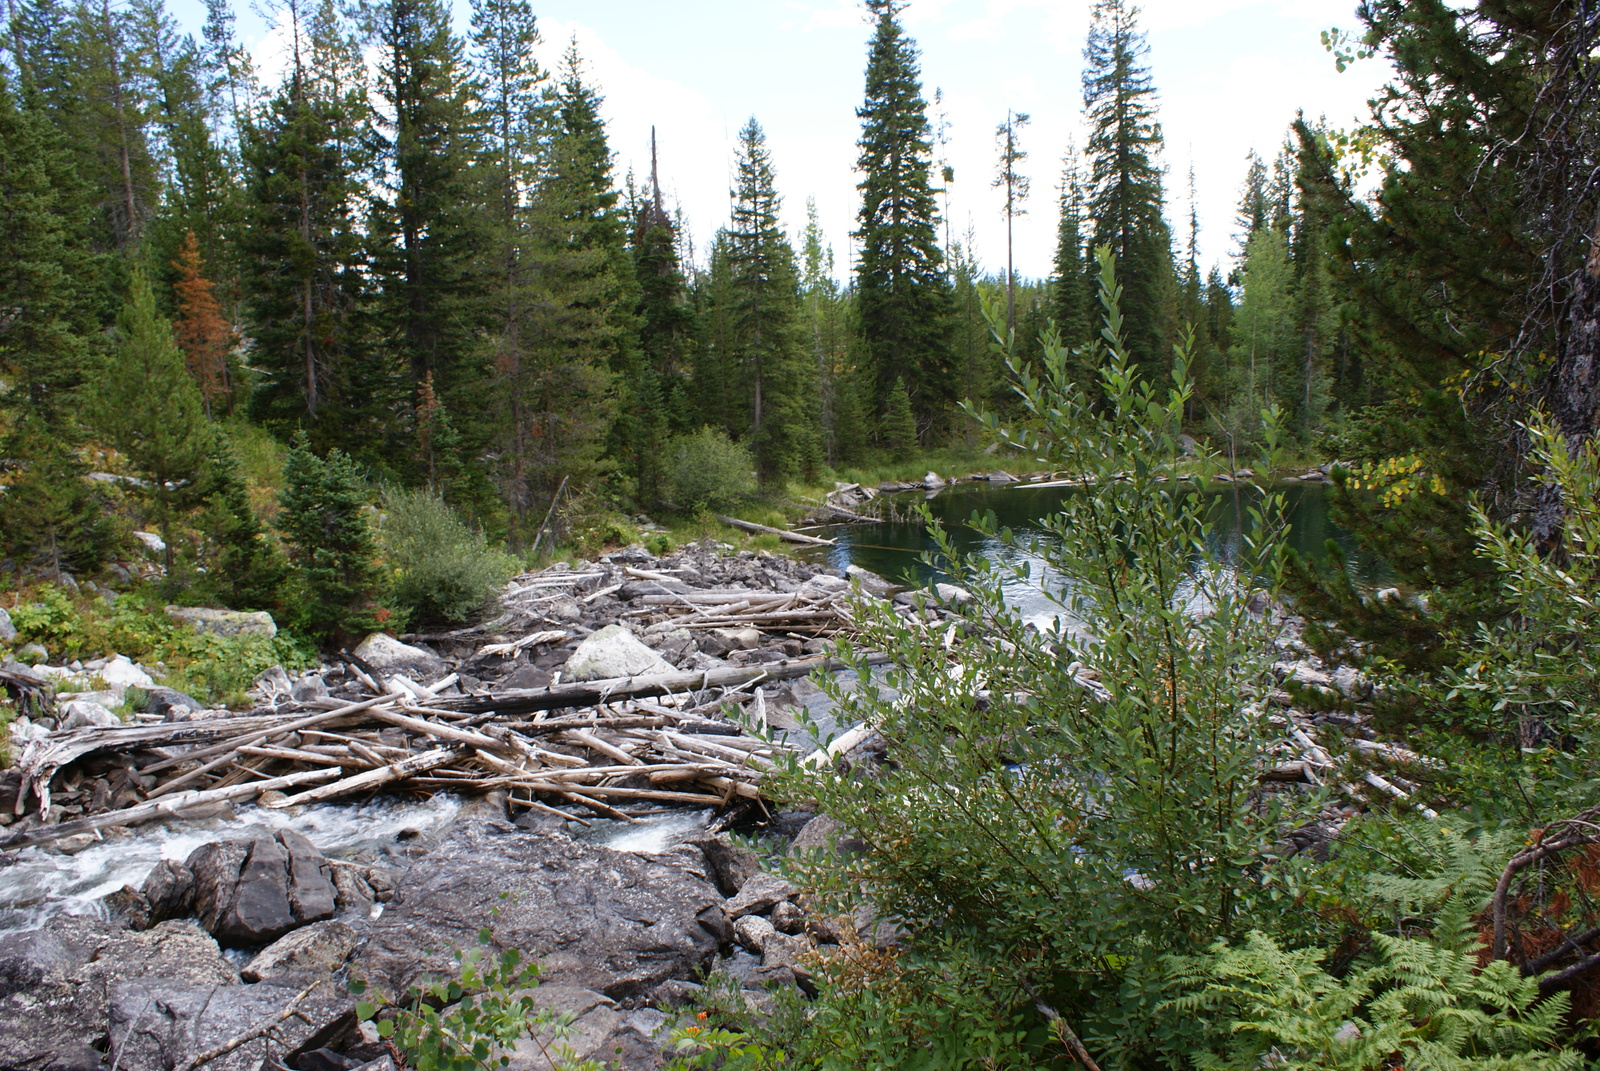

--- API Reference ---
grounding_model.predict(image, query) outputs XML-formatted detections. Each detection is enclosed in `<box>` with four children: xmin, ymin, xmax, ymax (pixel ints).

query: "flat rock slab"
<box><xmin>165</xmin><ymin>606</ymin><xmax>279</xmax><ymax>638</ymax></box>
<box><xmin>352</xmin><ymin>818</ymin><xmax>724</xmax><ymax>1002</ymax></box>
<box><xmin>0</xmin><ymin>916</ymin><xmax>237</xmax><ymax>1070</ymax></box>
<box><xmin>188</xmin><ymin>830</ymin><xmax>337</xmax><ymax>946</ymax></box>
<box><xmin>108</xmin><ymin>977</ymin><xmax>351</xmax><ymax>1071</ymax></box>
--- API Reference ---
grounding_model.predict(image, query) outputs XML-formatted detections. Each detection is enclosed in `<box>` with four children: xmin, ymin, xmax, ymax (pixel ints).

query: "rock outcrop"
<box><xmin>188</xmin><ymin>830</ymin><xmax>337</xmax><ymax>946</ymax></box>
<box><xmin>352</xmin><ymin>816</ymin><xmax>725</xmax><ymax>1002</ymax></box>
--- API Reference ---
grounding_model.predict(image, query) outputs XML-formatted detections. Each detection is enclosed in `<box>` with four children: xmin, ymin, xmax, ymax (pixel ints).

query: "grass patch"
<box><xmin>5</xmin><ymin>584</ymin><xmax>315</xmax><ymax>709</ymax></box>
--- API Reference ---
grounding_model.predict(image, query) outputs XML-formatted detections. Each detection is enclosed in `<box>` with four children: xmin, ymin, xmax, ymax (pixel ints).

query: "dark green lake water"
<box><xmin>805</xmin><ymin>482</ymin><xmax>1385</xmax><ymax>628</ymax></box>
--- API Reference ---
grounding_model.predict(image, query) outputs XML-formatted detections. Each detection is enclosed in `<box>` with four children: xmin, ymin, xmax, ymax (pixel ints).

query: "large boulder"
<box><xmin>0</xmin><ymin>915</ymin><xmax>237</xmax><ymax>1071</ymax></box>
<box><xmin>241</xmin><ymin>919</ymin><xmax>357</xmax><ymax>983</ymax></box>
<box><xmin>187</xmin><ymin>830</ymin><xmax>337</xmax><ymax>946</ymax></box>
<box><xmin>352</xmin><ymin>817</ymin><xmax>725</xmax><ymax>1002</ymax></box>
<box><xmin>352</xmin><ymin>632</ymin><xmax>446</xmax><ymax>684</ymax></box>
<box><xmin>561</xmin><ymin>624</ymin><xmax>674</xmax><ymax>682</ymax></box>
<box><xmin>165</xmin><ymin>606</ymin><xmax>279</xmax><ymax>639</ymax></box>
<box><xmin>108</xmin><ymin>978</ymin><xmax>351</xmax><ymax>1071</ymax></box>
<box><xmin>58</xmin><ymin>699</ymin><xmax>119</xmax><ymax>730</ymax></box>
<box><xmin>97</xmin><ymin>654</ymin><xmax>155</xmax><ymax>695</ymax></box>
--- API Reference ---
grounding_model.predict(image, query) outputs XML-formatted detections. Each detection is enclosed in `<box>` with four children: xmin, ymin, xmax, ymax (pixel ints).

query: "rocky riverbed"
<box><xmin>0</xmin><ymin>541</ymin><xmax>932</xmax><ymax>1071</ymax></box>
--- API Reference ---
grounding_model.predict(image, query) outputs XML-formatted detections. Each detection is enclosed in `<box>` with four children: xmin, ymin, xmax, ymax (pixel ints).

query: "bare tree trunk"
<box><xmin>1534</xmin><ymin>212</ymin><xmax>1600</xmax><ymax>549</ymax></box>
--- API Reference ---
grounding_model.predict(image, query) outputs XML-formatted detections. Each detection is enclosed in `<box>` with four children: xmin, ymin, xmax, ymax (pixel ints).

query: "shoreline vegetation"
<box><xmin>1</xmin><ymin>0</ymin><xmax>1599</xmax><ymax>1062</ymax></box>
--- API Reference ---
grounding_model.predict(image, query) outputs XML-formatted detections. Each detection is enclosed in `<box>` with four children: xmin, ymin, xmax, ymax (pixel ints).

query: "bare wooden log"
<box><xmin>263</xmin><ymin>748</ymin><xmax>460</xmax><ymax>808</ymax></box>
<box><xmin>713</xmin><ymin>514</ymin><xmax>835</xmax><ymax>546</ymax></box>
<box><xmin>0</xmin><ymin>768</ymin><xmax>341</xmax><ymax>851</ymax></box>
<box><xmin>564</xmin><ymin>729</ymin><xmax>642</xmax><ymax>766</ymax></box>
<box><xmin>434</xmin><ymin>656</ymin><xmax>885</xmax><ymax>717</ymax></box>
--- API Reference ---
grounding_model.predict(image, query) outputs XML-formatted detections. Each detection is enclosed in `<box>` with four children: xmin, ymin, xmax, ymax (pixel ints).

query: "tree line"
<box><xmin>3</xmin><ymin>0</ymin><xmax>1592</xmax><ymax>640</ymax></box>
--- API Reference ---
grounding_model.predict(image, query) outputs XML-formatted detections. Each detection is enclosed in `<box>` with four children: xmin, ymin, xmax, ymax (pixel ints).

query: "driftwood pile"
<box><xmin>0</xmin><ymin>657</ymin><xmax>872</xmax><ymax>853</ymax></box>
<box><xmin>0</xmin><ymin>542</ymin><xmax>920</xmax><ymax>854</ymax></box>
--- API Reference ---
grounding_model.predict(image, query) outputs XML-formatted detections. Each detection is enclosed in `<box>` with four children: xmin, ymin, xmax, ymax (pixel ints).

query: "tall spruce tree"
<box><xmin>799</xmin><ymin>196</ymin><xmax>852</xmax><ymax>463</ymax></box>
<box><xmin>370</xmin><ymin>0</ymin><xmax>485</xmax><ymax>485</ymax></box>
<box><xmin>993</xmin><ymin>109</ymin><xmax>1030</xmax><ymax>335</ymax></box>
<box><xmin>1082</xmin><ymin>0</ymin><xmax>1174</xmax><ymax>372</ymax></box>
<box><xmin>240</xmin><ymin>1</ymin><xmax>374</xmax><ymax>451</ymax></box>
<box><xmin>633</xmin><ymin>131</ymin><xmax>694</xmax><ymax>439</ymax></box>
<box><xmin>1050</xmin><ymin>144</ymin><xmax>1092</xmax><ymax>356</ymax></box>
<box><xmin>725</xmin><ymin>117</ymin><xmax>816</xmax><ymax>485</ymax></box>
<box><xmin>853</xmin><ymin>0</ymin><xmax>954</xmax><ymax>434</ymax></box>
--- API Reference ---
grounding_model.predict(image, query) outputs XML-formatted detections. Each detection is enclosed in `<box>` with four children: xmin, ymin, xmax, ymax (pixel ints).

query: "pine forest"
<box><xmin>2</xmin><ymin>0</ymin><xmax>1600</xmax><ymax>1068</ymax></box>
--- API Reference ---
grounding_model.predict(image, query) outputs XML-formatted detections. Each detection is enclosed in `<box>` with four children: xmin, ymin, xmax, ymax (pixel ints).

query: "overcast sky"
<box><xmin>168</xmin><ymin>0</ymin><xmax>1392</xmax><ymax>282</ymax></box>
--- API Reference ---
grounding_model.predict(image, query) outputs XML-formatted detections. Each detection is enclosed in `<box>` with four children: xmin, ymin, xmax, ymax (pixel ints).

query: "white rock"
<box><xmin>1332</xmin><ymin>665</ymin><xmax>1371</xmax><ymax>700</ymax></box>
<box><xmin>0</xmin><ymin>607</ymin><xmax>14</xmax><ymax>643</ymax></box>
<box><xmin>59</xmin><ymin>700</ymin><xmax>119</xmax><ymax>730</ymax></box>
<box><xmin>98</xmin><ymin>655</ymin><xmax>155</xmax><ymax>694</ymax></box>
<box><xmin>353</xmin><ymin>633</ymin><xmax>447</xmax><ymax>683</ymax></box>
<box><xmin>132</xmin><ymin>531</ymin><xmax>167</xmax><ymax>554</ymax></box>
<box><xmin>562</xmin><ymin>624</ymin><xmax>675</xmax><ymax>682</ymax></box>
<box><xmin>923</xmin><ymin>471</ymin><xmax>946</xmax><ymax>489</ymax></box>
<box><xmin>934</xmin><ymin>583</ymin><xmax>973</xmax><ymax>605</ymax></box>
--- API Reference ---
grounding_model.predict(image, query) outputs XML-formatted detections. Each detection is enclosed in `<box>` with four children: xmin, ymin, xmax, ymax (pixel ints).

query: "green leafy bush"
<box><xmin>353</xmin><ymin>935</ymin><xmax>599</xmax><ymax>1071</ymax></box>
<box><xmin>6</xmin><ymin>584</ymin><xmax>313</xmax><ymax>707</ymax></box>
<box><xmin>381</xmin><ymin>489</ymin><xmax>519</xmax><ymax>624</ymax></box>
<box><xmin>768</xmin><ymin>250</ymin><xmax>1318</xmax><ymax>1067</ymax></box>
<box><xmin>664</xmin><ymin>427</ymin><xmax>757</xmax><ymax>512</ymax></box>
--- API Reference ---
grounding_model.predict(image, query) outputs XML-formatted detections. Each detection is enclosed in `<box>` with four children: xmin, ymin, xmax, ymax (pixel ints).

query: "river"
<box><xmin>804</xmin><ymin>481</ymin><xmax>1387</xmax><ymax>628</ymax></box>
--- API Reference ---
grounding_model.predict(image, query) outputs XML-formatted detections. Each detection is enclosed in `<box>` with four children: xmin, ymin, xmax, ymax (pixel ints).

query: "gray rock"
<box><xmin>688</xmin><ymin>833</ymin><xmax>761</xmax><ymax>896</ymax></box>
<box><xmin>241</xmin><ymin>919</ymin><xmax>357</xmax><ymax>982</ymax></box>
<box><xmin>733</xmin><ymin>913</ymin><xmax>776</xmax><ymax>954</ymax></box>
<box><xmin>140</xmin><ymin>858</ymin><xmax>196</xmax><ymax>924</ymax></box>
<box><xmin>108</xmin><ymin>978</ymin><xmax>351</xmax><ymax>1071</ymax></box>
<box><xmin>725</xmin><ymin>873</ymin><xmax>797</xmax><ymax>919</ymax></box>
<box><xmin>97</xmin><ymin>654</ymin><xmax>155</xmax><ymax>695</ymax></box>
<box><xmin>790</xmin><ymin>814</ymin><xmax>866</xmax><ymax>858</ymax></box>
<box><xmin>353</xmin><ymin>632</ymin><xmax>447</xmax><ymax>683</ymax></box>
<box><xmin>0</xmin><ymin>607</ymin><xmax>14</xmax><ymax>643</ymax></box>
<box><xmin>143</xmin><ymin>685</ymin><xmax>204</xmax><ymax>719</ymax></box>
<box><xmin>0</xmin><ymin>916</ymin><xmax>236</xmax><ymax>1071</ymax></box>
<box><xmin>187</xmin><ymin>830</ymin><xmax>337</xmax><ymax>945</ymax></box>
<box><xmin>923</xmin><ymin>471</ymin><xmax>946</xmax><ymax>490</ymax></box>
<box><xmin>165</xmin><ymin>605</ymin><xmax>279</xmax><ymax>638</ymax></box>
<box><xmin>561</xmin><ymin>624</ymin><xmax>674</xmax><ymax>682</ymax></box>
<box><xmin>291</xmin><ymin>674</ymin><xmax>330</xmax><ymax>702</ymax></box>
<box><xmin>1332</xmin><ymin>664</ymin><xmax>1371</xmax><ymax>701</ymax></box>
<box><xmin>17</xmin><ymin>642</ymin><xmax>46</xmax><ymax>663</ymax></box>
<box><xmin>770</xmin><ymin>901</ymin><xmax>807</xmax><ymax>935</ymax></box>
<box><xmin>252</xmin><ymin>664</ymin><xmax>294</xmax><ymax>700</ymax></box>
<box><xmin>845</xmin><ymin>565</ymin><xmax>894</xmax><ymax>597</ymax></box>
<box><xmin>59</xmin><ymin>699</ymin><xmax>119</xmax><ymax>730</ymax></box>
<box><xmin>352</xmin><ymin>818</ymin><xmax>724</xmax><ymax>1002</ymax></box>
<box><xmin>934</xmin><ymin>583</ymin><xmax>973</xmax><ymax>606</ymax></box>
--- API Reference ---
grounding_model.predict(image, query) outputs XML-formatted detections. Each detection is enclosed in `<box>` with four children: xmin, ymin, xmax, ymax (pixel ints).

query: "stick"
<box><xmin>713</xmin><ymin>514</ymin><xmax>835</xmax><ymax>546</ymax></box>
<box><xmin>529</xmin><ymin>474</ymin><xmax>569</xmax><ymax>558</ymax></box>
<box><xmin>0</xmin><ymin>768</ymin><xmax>341</xmax><ymax>851</ymax></box>
<box><xmin>263</xmin><ymin>748</ymin><xmax>460</xmax><ymax>808</ymax></box>
<box><xmin>174</xmin><ymin>979</ymin><xmax>323</xmax><ymax>1071</ymax></box>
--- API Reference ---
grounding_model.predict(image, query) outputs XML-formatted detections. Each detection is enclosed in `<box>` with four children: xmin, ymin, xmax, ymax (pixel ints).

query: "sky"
<box><xmin>167</xmin><ymin>0</ymin><xmax>1393</xmax><ymax>282</ymax></box>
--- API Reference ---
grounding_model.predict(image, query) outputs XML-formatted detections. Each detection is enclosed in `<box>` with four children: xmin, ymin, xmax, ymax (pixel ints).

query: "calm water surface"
<box><xmin>807</xmin><ymin>482</ymin><xmax>1386</xmax><ymax>629</ymax></box>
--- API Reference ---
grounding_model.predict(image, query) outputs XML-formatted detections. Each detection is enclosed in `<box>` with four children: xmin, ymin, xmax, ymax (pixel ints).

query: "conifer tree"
<box><xmin>65</xmin><ymin>0</ymin><xmax>158</xmax><ymax>251</ymax></box>
<box><xmin>1082</xmin><ymin>0</ymin><xmax>1174</xmax><ymax>372</ymax></box>
<box><xmin>199</xmin><ymin>435</ymin><xmax>286</xmax><ymax>611</ymax></box>
<box><xmin>171</xmin><ymin>229</ymin><xmax>232</xmax><ymax>416</ymax></box>
<box><xmin>1050</xmin><ymin>145</ymin><xmax>1092</xmax><ymax>355</ymax></box>
<box><xmin>94</xmin><ymin>266</ymin><xmax>212</xmax><ymax>572</ymax></box>
<box><xmin>369</xmin><ymin>0</ymin><xmax>485</xmax><ymax>477</ymax></box>
<box><xmin>882</xmin><ymin>376</ymin><xmax>916</xmax><ymax>461</ymax></box>
<box><xmin>993</xmin><ymin>109</ymin><xmax>1030</xmax><ymax>335</ymax></box>
<box><xmin>853</xmin><ymin>0</ymin><xmax>955</xmax><ymax>432</ymax></box>
<box><xmin>633</xmin><ymin>130</ymin><xmax>694</xmax><ymax>437</ymax></box>
<box><xmin>725</xmin><ymin>117</ymin><xmax>817</xmax><ymax>485</ymax></box>
<box><xmin>278</xmin><ymin>431</ymin><xmax>386</xmax><ymax>641</ymax></box>
<box><xmin>799</xmin><ymin>197</ymin><xmax>851</xmax><ymax>463</ymax></box>
<box><xmin>240</xmin><ymin>3</ymin><xmax>374</xmax><ymax>451</ymax></box>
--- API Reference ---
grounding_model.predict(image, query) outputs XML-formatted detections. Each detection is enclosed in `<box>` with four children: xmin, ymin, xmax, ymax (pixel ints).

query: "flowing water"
<box><xmin>805</xmin><ymin>481</ymin><xmax>1387</xmax><ymax>628</ymax></box>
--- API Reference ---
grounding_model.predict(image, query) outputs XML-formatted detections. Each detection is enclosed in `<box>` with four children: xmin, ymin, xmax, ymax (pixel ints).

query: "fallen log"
<box><xmin>263</xmin><ymin>747</ymin><xmax>461</xmax><ymax>808</ymax></box>
<box><xmin>714</xmin><ymin>514</ymin><xmax>836</xmax><ymax>546</ymax></box>
<box><xmin>0</xmin><ymin>767</ymin><xmax>341</xmax><ymax>852</ymax></box>
<box><xmin>434</xmin><ymin>655</ymin><xmax>886</xmax><ymax>716</ymax></box>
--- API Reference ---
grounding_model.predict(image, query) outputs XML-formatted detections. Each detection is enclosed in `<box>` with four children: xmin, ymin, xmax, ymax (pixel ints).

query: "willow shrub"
<box><xmin>766</xmin><ymin>250</ymin><xmax>1328</xmax><ymax>1069</ymax></box>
